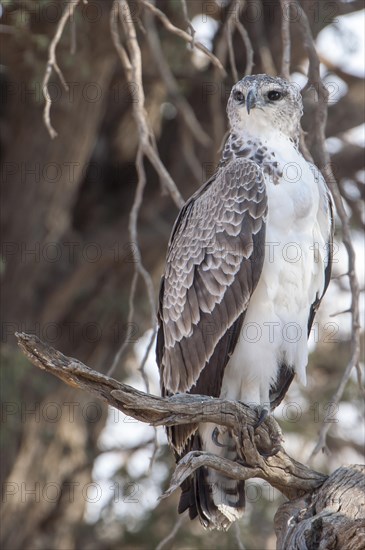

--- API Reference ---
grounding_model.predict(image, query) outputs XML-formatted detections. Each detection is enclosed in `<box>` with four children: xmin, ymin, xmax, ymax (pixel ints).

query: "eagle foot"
<box><xmin>212</xmin><ymin>426</ymin><xmax>227</xmax><ymax>448</ymax></box>
<box><xmin>212</xmin><ymin>426</ymin><xmax>236</xmax><ymax>451</ymax></box>
<box><xmin>257</xmin><ymin>444</ymin><xmax>282</xmax><ymax>458</ymax></box>
<box><xmin>254</xmin><ymin>407</ymin><xmax>269</xmax><ymax>430</ymax></box>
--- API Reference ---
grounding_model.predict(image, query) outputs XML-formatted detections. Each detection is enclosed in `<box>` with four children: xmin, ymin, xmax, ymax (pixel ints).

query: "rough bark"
<box><xmin>14</xmin><ymin>332</ymin><xmax>364</xmax><ymax>549</ymax></box>
<box><xmin>275</xmin><ymin>465</ymin><xmax>365</xmax><ymax>550</ymax></box>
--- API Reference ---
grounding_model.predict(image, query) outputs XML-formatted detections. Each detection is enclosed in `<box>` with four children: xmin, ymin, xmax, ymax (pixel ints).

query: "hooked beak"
<box><xmin>246</xmin><ymin>88</ymin><xmax>257</xmax><ymax>114</ymax></box>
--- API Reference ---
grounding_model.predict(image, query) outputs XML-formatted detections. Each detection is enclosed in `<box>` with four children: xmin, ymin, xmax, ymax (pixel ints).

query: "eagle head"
<box><xmin>227</xmin><ymin>74</ymin><xmax>303</xmax><ymax>141</ymax></box>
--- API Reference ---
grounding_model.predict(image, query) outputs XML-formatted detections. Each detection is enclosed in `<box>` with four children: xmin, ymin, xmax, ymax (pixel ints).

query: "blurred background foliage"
<box><xmin>0</xmin><ymin>1</ymin><xmax>364</xmax><ymax>549</ymax></box>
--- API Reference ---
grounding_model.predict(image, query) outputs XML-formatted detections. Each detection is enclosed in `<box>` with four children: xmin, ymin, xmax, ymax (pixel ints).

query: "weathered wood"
<box><xmin>16</xmin><ymin>332</ymin><xmax>326</xmax><ymax>501</ymax></box>
<box><xmin>16</xmin><ymin>333</ymin><xmax>363</xmax><ymax>548</ymax></box>
<box><xmin>274</xmin><ymin>465</ymin><xmax>365</xmax><ymax>550</ymax></box>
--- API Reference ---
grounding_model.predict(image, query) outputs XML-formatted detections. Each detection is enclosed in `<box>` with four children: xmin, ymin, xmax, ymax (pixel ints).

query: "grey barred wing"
<box><xmin>157</xmin><ymin>158</ymin><xmax>268</xmax><ymax>405</ymax></box>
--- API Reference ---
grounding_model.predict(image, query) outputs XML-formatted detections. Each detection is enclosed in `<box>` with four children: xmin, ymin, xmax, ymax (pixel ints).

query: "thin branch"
<box><xmin>155</xmin><ymin>514</ymin><xmax>187</xmax><ymax>550</ymax></box>
<box><xmin>208</xmin><ymin>0</ymin><xmax>252</xmax><ymax>157</ymax></box>
<box><xmin>292</xmin><ymin>0</ymin><xmax>362</xmax><ymax>457</ymax></box>
<box><xmin>132</xmin><ymin>150</ymin><xmax>157</xmax><ymax>339</ymax></box>
<box><xmin>137</xmin><ymin>325</ymin><xmax>159</xmax><ymax>473</ymax></box>
<box><xmin>112</xmin><ymin>9</ymin><xmax>157</xmax><ymax>455</ymax></box>
<box><xmin>180</xmin><ymin>125</ymin><xmax>204</xmax><ymax>183</ymax></box>
<box><xmin>110</xmin><ymin>2</ymin><xmax>132</xmax><ymax>74</ymax></box>
<box><xmin>110</xmin><ymin>5</ymin><xmax>163</xmax><ymax>385</ymax></box>
<box><xmin>209</xmin><ymin>0</ymin><xmax>237</xmax><ymax>158</ymax></box>
<box><xmin>227</xmin><ymin>17</ymin><xmax>238</xmax><ymax>82</ymax></box>
<box><xmin>145</xmin><ymin>10</ymin><xmax>211</xmax><ymax>147</ymax></box>
<box><xmin>138</xmin><ymin>326</ymin><xmax>157</xmax><ymax>393</ymax></box>
<box><xmin>16</xmin><ymin>332</ymin><xmax>328</xmax><ymax>503</ymax></box>
<box><xmin>107</xmin><ymin>271</ymin><xmax>138</xmax><ymax>377</ymax></box>
<box><xmin>140</xmin><ymin>0</ymin><xmax>226</xmax><ymax>76</ymax></box>
<box><xmin>111</xmin><ymin>1</ymin><xmax>173</xmax><ymax>470</ymax></box>
<box><xmin>42</xmin><ymin>0</ymin><xmax>80</xmax><ymax>138</ymax></box>
<box><xmin>225</xmin><ymin>0</ymin><xmax>252</xmax><ymax>81</ymax></box>
<box><xmin>179</xmin><ymin>0</ymin><xmax>195</xmax><ymax>46</ymax></box>
<box><xmin>235</xmin><ymin>19</ymin><xmax>254</xmax><ymax>76</ymax></box>
<box><xmin>70</xmin><ymin>7</ymin><xmax>77</xmax><ymax>55</ymax></box>
<box><xmin>329</xmin><ymin>308</ymin><xmax>351</xmax><ymax>318</ymax></box>
<box><xmin>110</xmin><ymin>0</ymin><xmax>184</xmax><ymax>209</ymax></box>
<box><xmin>280</xmin><ymin>0</ymin><xmax>291</xmax><ymax>79</ymax></box>
<box><xmin>249</xmin><ymin>0</ymin><xmax>276</xmax><ymax>75</ymax></box>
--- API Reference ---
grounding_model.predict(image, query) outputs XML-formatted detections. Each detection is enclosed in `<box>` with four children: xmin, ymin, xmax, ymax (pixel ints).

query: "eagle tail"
<box><xmin>178</xmin><ymin>432</ymin><xmax>245</xmax><ymax>531</ymax></box>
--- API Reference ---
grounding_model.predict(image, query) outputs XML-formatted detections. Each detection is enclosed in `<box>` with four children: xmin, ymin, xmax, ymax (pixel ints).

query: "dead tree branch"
<box><xmin>235</xmin><ymin>18</ymin><xmax>254</xmax><ymax>77</ymax></box>
<box><xmin>140</xmin><ymin>0</ymin><xmax>226</xmax><ymax>75</ymax></box>
<box><xmin>42</xmin><ymin>0</ymin><xmax>80</xmax><ymax>138</ymax></box>
<box><xmin>225</xmin><ymin>0</ymin><xmax>254</xmax><ymax>81</ymax></box>
<box><xmin>274</xmin><ymin>464</ymin><xmax>365</xmax><ymax>550</ymax></box>
<box><xmin>16</xmin><ymin>333</ymin><xmax>364</xmax><ymax>547</ymax></box>
<box><xmin>280</xmin><ymin>0</ymin><xmax>291</xmax><ymax>79</ymax></box>
<box><xmin>144</xmin><ymin>9</ymin><xmax>211</xmax><ymax>147</ymax></box>
<box><xmin>16</xmin><ymin>332</ymin><xmax>326</xmax><ymax>502</ymax></box>
<box><xmin>16</xmin><ymin>332</ymin><xmax>364</xmax><ymax>546</ymax></box>
<box><xmin>155</xmin><ymin>515</ymin><xmax>187</xmax><ymax>550</ymax></box>
<box><xmin>110</xmin><ymin>0</ymin><xmax>184</xmax><ymax>209</ymax></box>
<box><xmin>179</xmin><ymin>0</ymin><xmax>195</xmax><ymax>46</ymax></box>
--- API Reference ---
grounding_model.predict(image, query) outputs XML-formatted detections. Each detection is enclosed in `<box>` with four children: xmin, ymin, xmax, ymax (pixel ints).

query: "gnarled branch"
<box><xmin>16</xmin><ymin>332</ymin><xmax>325</xmax><ymax>501</ymax></box>
<box><xmin>15</xmin><ymin>333</ymin><xmax>365</xmax><ymax>546</ymax></box>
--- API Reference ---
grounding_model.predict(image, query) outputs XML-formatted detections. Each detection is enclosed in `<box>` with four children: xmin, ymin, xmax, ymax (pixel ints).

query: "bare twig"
<box><xmin>280</xmin><ymin>0</ymin><xmax>291</xmax><ymax>79</ymax></box>
<box><xmin>136</xmin><ymin>325</ymin><xmax>159</xmax><ymax>473</ymax></box>
<box><xmin>16</xmin><ymin>332</ymin><xmax>328</xmax><ymax>503</ymax></box>
<box><xmin>42</xmin><ymin>0</ymin><xmax>80</xmax><ymax>138</ymax></box>
<box><xmin>249</xmin><ymin>0</ymin><xmax>276</xmax><ymax>75</ymax></box>
<box><xmin>180</xmin><ymin>126</ymin><xmax>204</xmax><ymax>183</ymax></box>
<box><xmin>225</xmin><ymin>0</ymin><xmax>253</xmax><ymax>81</ymax></box>
<box><xmin>227</xmin><ymin>17</ymin><xmax>238</xmax><ymax>82</ymax></box>
<box><xmin>132</xmin><ymin>150</ymin><xmax>157</xmax><ymax>340</ymax></box>
<box><xmin>145</xmin><ymin>10</ymin><xmax>211</xmax><ymax>147</ymax></box>
<box><xmin>179</xmin><ymin>0</ymin><xmax>195</xmax><ymax>46</ymax></box>
<box><xmin>208</xmin><ymin>0</ymin><xmax>252</xmax><ymax>159</ymax></box>
<box><xmin>292</xmin><ymin>0</ymin><xmax>362</xmax><ymax>457</ymax></box>
<box><xmin>112</xmin><ymin>6</ymin><xmax>157</xmax><ymax>386</ymax></box>
<box><xmin>155</xmin><ymin>514</ymin><xmax>187</xmax><ymax>550</ymax></box>
<box><xmin>112</xmin><ymin>0</ymin><xmax>176</xmax><ymax>416</ymax></box>
<box><xmin>329</xmin><ymin>308</ymin><xmax>351</xmax><ymax>318</ymax></box>
<box><xmin>70</xmin><ymin>7</ymin><xmax>77</xmax><ymax>55</ymax></box>
<box><xmin>111</xmin><ymin>0</ymin><xmax>175</xmax><ymax>470</ymax></box>
<box><xmin>209</xmin><ymin>12</ymin><xmax>229</xmax><ymax>159</ymax></box>
<box><xmin>138</xmin><ymin>326</ymin><xmax>157</xmax><ymax>393</ymax></box>
<box><xmin>110</xmin><ymin>0</ymin><xmax>184</xmax><ymax>209</ymax></box>
<box><xmin>226</xmin><ymin>4</ymin><xmax>239</xmax><ymax>82</ymax></box>
<box><xmin>107</xmin><ymin>271</ymin><xmax>138</xmax><ymax>377</ymax></box>
<box><xmin>235</xmin><ymin>19</ymin><xmax>254</xmax><ymax>76</ymax></box>
<box><xmin>209</xmin><ymin>0</ymin><xmax>239</xmax><ymax>159</ymax></box>
<box><xmin>140</xmin><ymin>0</ymin><xmax>226</xmax><ymax>75</ymax></box>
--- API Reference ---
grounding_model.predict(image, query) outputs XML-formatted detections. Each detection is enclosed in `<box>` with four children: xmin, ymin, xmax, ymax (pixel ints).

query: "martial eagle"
<box><xmin>156</xmin><ymin>74</ymin><xmax>333</xmax><ymax>531</ymax></box>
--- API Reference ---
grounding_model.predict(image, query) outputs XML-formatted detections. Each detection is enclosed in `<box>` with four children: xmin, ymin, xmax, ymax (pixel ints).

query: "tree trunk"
<box><xmin>275</xmin><ymin>464</ymin><xmax>365</xmax><ymax>550</ymax></box>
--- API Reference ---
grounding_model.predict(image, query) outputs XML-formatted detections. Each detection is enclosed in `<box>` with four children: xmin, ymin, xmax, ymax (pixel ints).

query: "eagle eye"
<box><xmin>233</xmin><ymin>89</ymin><xmax>245</xmax><ymax>103</ymax></box>
<box><xmin>268</xmin><ymin>90</ymin><xmax>282</xmax><ymax>101</ymax></box>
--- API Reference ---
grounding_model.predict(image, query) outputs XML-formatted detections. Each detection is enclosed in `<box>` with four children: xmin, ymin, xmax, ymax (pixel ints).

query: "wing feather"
<box><xmin>157</xmin><ymin>158</ymin><xmax>267</xmax><ymax>406</ymax></box>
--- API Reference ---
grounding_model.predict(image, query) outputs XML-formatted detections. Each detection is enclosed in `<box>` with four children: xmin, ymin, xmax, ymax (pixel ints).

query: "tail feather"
<box><xmin>177</xmin><ymin>431</ymin><xmax>245</xmax><ymax>531</ymax></box>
